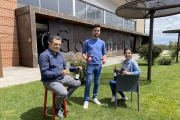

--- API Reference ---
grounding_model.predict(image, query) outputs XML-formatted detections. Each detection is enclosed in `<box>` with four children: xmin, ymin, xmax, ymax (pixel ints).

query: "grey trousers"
<box><xmin>43</xmin><ymin>76</ymin><xmax>81</xmax><ymax>109</ymax></box>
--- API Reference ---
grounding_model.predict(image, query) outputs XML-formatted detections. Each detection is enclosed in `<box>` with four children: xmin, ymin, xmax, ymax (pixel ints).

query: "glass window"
<box><xmin>75</xmin><ymin>0</ymin><xmax>86</xmax><ymax>19</ymax></box>
<box><xmin>41</xmin><ymin>0</ymin><xmax>58</xmax><ymax>12</ymax></box>
<box><xmin>128</xmin><ymin>20</ymin><xmax>132</xmax><ymax>30</ymax></box>
<box><xmin>118</xmin><ymin>17</ymin><xmax>123</xmax><ymax>28</ymax></box>
<box><xmin>124</xmin><ymin>19</ymin><xmax>128</xmax><ymax>29</ymax></box>
<box><xmin>96</xmin><ymin>8</ymin><xmax>104</xmax><ymax>23</ymax></box>
<box><xmin>111</xmin><ymin>14</ymin><xmax>124</xmax><ymax>28</ymax></box>
<box><xmin>111</xmin><ymin>14</ymin><xmax>118</xmax><ymax>26</ymax></box>
<box><xmin>17</xmin><ymin>0</ymin><xmax>39</xmax><ymax>8</ymax></box>
<box><xmin>59</xmin><ymin>0</ymin><xmax>72</xmax><ymax>15</ymax></box>
<box><xmin>87</xmin><ymin>4</ymin><xmax>96</xmax><ymax>21</ymax></box>
<box><xmin>105</xmin><ymin>11</ymin><xmax>112</xmax><ymax>25</ymax></box>
<box><xmin>132</xmin><ymin>21</ymin><xmax>136</xmax><ymax>31</ymax></box>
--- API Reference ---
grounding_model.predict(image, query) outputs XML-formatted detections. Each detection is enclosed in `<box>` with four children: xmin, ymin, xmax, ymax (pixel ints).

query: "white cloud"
<box><xmin>145</xmin><ymin>14</ymin><xmax>180</xmax><ymax>44</ymax></box>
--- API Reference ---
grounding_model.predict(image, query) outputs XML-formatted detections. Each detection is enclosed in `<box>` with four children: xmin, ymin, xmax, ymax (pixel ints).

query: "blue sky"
<box><xmin>145</xmin><ymin>14</ymin><xmax>180</xmax><ymax>45</ymax></box>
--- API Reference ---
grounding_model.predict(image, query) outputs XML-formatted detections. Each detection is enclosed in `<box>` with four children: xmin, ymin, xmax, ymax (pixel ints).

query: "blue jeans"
<box><xmin>84</xmin><ymin>64</ymin><xmax>102</xmax><ymax>101</ymax></box>
<box><xmin>109</xmin><ymin>80</ymin><xmax>125</xmax><ymax>97</ymax></box>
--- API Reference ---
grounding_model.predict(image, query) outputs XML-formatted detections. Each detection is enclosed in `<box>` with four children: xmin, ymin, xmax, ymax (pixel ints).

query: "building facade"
<box><xmin>0</xmin><ymin>0</ymin><xmax>148</xmax><ymax>68</ymax></box>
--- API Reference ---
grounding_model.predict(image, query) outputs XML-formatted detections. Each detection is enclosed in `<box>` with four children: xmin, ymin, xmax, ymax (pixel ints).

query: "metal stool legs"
<box><xmin>43</xmin><ymin>88</ymin><xmax>67</xmax><ymax>120</ymax></box>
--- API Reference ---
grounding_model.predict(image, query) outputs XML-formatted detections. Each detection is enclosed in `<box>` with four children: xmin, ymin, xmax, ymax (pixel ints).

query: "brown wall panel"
<box><xmin>106</xmin><ymin>31</ymin><xmax>113</xmax><ymax>57</ymax></box>
<box><xmin>99</xmin><ymin>29</ymin><xmax>107</xmax><ymax>42</ymax></box>
<box><xmin>17</xmin><ymin>13</ymin><xmax>33</xmax><ymax>67</ymax></box>
<box><xmin>73</xmin><ymin>25</ymin><xmax>84</xmax><ymax>54</ymax></box>
<box><xmin>112</xmin><ymin>32</ymin><xmax>119</xmax><ymax>57</ymax></box>
<box><xmin>84</xmin><ymin>26</ymin><xmax>92</xmax><ymax>41</ymax></box>
<box><xmin>117</xmin><ymin>33</ymin><xmax>123</xmax><ymax>56</ymax></box>
<box><xmin>48</xmin><ymin>20</ymin><xmax>131</xmax><ymax>60</ymax></box>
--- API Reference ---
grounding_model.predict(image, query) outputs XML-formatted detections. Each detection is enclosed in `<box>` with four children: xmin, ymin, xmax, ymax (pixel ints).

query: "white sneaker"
<box><xmin>83</xmin><ymin>101</ymin><xmax>88</xmax><ymax>109</ymax></box>
<box><xmin>111</xmin><ymin>94</ymin><xmax>119</xmax><ymax>102</ymax></box>
<box><xmin>92</xmin><ymin>98</ymin><xmax>101</xmax><ymax>105</ymax></box>
<box><xmin>120</xmin><ymin>96</ymin><xmax>128</xmax><ymax>101</ymax></box>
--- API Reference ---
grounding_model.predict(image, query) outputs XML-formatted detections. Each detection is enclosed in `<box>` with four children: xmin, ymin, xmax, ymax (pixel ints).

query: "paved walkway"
<box><xmin>0</xmin><ymin>54</ymin><xmax>140</xmax><ymax>88</ymax></box>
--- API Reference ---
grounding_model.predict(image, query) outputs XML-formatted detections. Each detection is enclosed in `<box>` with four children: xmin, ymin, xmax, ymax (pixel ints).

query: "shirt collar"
<box><xmin>125</xmin><ymin>58</ymin><xmax>132</xmax><ymax>64</ymax></box>
<box><xmin>48</xmin><ymin>48</ymin><xmax>60</xmax><ymax>56</ymax></box>
<box><xmin>92</xmin><ymin>38</ymin><xmax>99</xmax><ymax>40</ymax></box>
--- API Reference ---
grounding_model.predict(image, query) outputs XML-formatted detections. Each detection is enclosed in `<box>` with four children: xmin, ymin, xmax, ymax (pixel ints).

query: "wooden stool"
<box><xmin>43</xmin><ymin>87</ymin><xmax>67</xmax><ymax>120</ymax></box>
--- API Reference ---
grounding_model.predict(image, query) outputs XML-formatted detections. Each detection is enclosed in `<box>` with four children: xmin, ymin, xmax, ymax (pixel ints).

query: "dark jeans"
<box><xmin>109</xmin><ymin>80</ymin><xmax>125</xmax><ymax>97</ymax></box>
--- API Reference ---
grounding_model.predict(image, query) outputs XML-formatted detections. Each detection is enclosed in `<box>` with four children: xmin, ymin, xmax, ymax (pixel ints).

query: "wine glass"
<box><xmin>65</xmin><ymin>62</ymin><xmax>71</xmax><ymax>75</ymax></box>
<box><xmin>87</xmin><ymin>49</ymin><xmax>95</xmax><ymax>62</ymax></box>
<box><xmin>121</xmin><ymin>63</ymin><xmax>128</xmax><ymax>75</ymax></box>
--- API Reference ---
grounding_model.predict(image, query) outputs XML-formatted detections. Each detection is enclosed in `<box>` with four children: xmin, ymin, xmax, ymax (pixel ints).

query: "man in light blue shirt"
<box><xmin>82</xmin><ymin>24</ymin><xmax>106</xmax><ymax>109</ymax></box>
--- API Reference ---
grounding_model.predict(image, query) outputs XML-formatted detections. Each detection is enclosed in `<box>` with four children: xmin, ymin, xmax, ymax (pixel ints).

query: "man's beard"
<box><xmin>93</xmin><ymin>34</ymin><xmax>99</xmax><ymax>38</ymax></box>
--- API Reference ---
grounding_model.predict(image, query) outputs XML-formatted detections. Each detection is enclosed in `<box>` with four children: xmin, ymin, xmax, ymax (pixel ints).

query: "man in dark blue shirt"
<box><xmin>82</xmin><ymin>24</ymin><xmax>106</xmax><ymax>109</ymax></box>
<box><xmin>38</xmin><ymin>35</ymin><xmax>82</xmax><ymax>118</ymax></box>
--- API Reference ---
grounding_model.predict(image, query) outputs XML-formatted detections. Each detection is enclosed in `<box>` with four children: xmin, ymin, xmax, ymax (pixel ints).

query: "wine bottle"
<box><xmin>114</xmin><ymin>66</ymin><xmax>117</xmax><ymax>81</ymax></box>
<box><xmin>74</xmin><ymin>68</ymin><xmax>80</xmax><ymax>80</ymax></box>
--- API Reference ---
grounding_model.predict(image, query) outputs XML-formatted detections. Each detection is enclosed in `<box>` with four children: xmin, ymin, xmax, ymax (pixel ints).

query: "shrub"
<box><xmin>137</xmin><ymin>44</ymin><xmax>163</xmax><ymax>65</ymax></box>
<box><xmin>168</xmin><ymin>41</ymin><xmax>179</xmax><ymax>60</ymax></box>
<box><xmin>68</xmin><ymin>59</ymin><xmax>87</xmax><ymax>84</ymax></box>
<box><xmin>159</xmin><ymin>57</ymin><xmax>172</xmax><ymax>65</ymax></box>
<box><xmin>158</xmin><ymin>44</ymin><xmax>169</xmax><ymax>50</ymax></box>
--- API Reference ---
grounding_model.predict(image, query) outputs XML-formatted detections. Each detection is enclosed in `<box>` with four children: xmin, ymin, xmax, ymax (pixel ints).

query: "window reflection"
<box><xmin>75</xmin><ymin>0</ymin><xmax>86</xmax><ymax>19</ymax></box>
<box><xmin>87</xmin><ymin>5</ymin><xmax>104</xmax><ymax>23</ymax></box>
<box><xmin>17</xmin><ymin>0</ymin><xmax>39</xmax><ymax>8</ymax></box>
<box><xmin>132</xmin><ymin>21</ymin><xmax>136</xmax><ymax>31</ymax></box>
<box><xmin>111</xmin><ymin>14</ymin><xmax>118</xmax><ymax>26</ymax></box>
<box><xmin>59</xmin><ymin>0</ymin><xmax>72</xmax><ymax>15</ymax></box>
<box><xmin>124</xmin><ymin>19</ymin><xmax>128</xmax><ymax>29</ymax></box>
<box><xmin>118</xmin><ymin>17</ymin><xmax>123</xmax><ymax>28</ymax></box>
<box><xmin>87</xmin><ymin>4</ymin><xmax>96</xmax><ymax>21</ymax></box>
<box><xmin>17</xmin><ymin>0</ymin><xmax>136</xmax><ymax>31</ymax></box>
<box><xmin>105</xmin><ymin>11</ymin><xmax>112</xmax><ymax>25</ymax></box>
<box><xmin>96</xmin><ymin>8</ymin><xmax>104</xmax><ymax>23</ymax></box>
<box><xmin>128</xmin><ymin>20</ymin><xmax>132</xmax><ymax>30</ymax></box>
<box><xmin>41</xmin><ymin>0</ymin><xmax>58</xmax><ymax>12</ymax></box>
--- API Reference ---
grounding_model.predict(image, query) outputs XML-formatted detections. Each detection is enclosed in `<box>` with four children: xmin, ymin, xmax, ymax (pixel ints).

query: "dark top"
<box><xmin>38</xmin><ymin>48</ymin><xmax>76</xmax><ymax>82</ymax></box>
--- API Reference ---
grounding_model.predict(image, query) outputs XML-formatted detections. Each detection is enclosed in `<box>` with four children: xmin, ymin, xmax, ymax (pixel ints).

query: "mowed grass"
<box><xmin>0</xmin><ymin>57</ymin><xmax>180</xmax><ymax>120</ymax></box>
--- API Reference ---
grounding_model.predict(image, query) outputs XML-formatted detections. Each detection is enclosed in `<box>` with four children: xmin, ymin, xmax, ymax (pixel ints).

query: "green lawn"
<box><xmin>0</xmin><ymin>57</ymin><xmax>180</xmax><ymax>120</ymax></box>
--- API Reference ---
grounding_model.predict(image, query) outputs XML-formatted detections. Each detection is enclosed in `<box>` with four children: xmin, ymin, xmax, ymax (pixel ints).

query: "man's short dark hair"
<box><xmin>49</xmin><ymin>35</ymin><xmax>61</xmax><ymax>43</ymax></box>
<box><xmin>92</xmin><ymin>24</ymin><xmax>101</xmax><ymax>30</ymax></box>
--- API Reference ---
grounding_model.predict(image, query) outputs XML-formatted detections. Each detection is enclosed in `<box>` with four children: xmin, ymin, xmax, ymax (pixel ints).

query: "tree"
<box><xmin>168</xmin><ymin>41</ymin><xmax>179</xmax><ymax>60</ymax></box>
<box><xmin>137</xmin><ymin>44</ymin><xmax>163</xmax><ymax>65</ymax></box>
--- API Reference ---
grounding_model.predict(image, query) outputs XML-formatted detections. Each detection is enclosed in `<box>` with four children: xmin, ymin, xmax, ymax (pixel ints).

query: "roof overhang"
<box><xmin>162</xmin><ymin>29</ymin><xmax>180</xmax><ymax>33</ymax></box>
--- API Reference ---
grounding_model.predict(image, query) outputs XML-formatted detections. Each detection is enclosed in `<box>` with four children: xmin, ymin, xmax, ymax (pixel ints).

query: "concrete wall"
<box><xmin>136</xmin><ymin>19</ymin><xmax>145</xmax><ymax>33</ymax></box>
<box><xmin>0</xmin><ymin>0</ymin><xmax>19</xmax><ymax>67</ymax></box>
<box><xmin>135</xmin><ymin>36</ymin><xmax>143</xmax><ymax>51</ymax></box>
<box><xmin>110</xmin><ymin>0</ymin><xmax>128</xmax><ymax>7</ymax></box>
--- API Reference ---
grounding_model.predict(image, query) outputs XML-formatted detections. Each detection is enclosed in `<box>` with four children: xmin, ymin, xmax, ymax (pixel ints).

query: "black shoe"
<box><xmin>61</xmin><ymin>103</ymin><xmax>68</xmax><ymax>112</ymax></box>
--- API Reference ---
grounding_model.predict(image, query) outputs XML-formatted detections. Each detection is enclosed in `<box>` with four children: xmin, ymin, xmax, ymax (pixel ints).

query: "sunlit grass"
<box><xmin>0</xmin><ymin>57</ymin><xmax>180</xmax><ymax>120</ymax></box>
